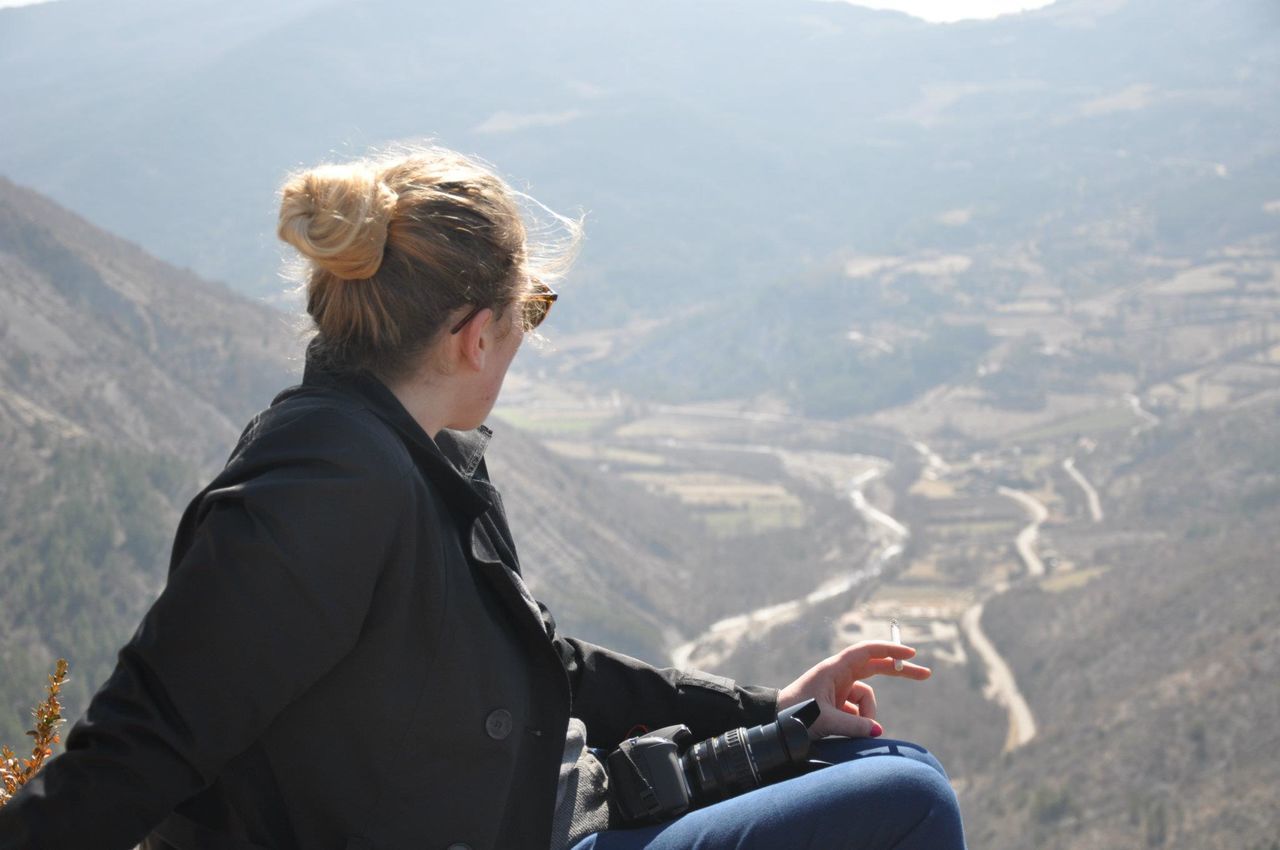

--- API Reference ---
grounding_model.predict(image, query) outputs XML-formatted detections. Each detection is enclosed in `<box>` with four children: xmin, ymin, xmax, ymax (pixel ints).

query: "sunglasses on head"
<box><xmin>449</xmin><ymin>280</ymin><xmax>559</xmax><ymax>335</ymax></box>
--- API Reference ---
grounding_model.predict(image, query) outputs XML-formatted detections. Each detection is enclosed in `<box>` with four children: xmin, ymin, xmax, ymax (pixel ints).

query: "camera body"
<box><xmin>605</xmin><ymin>698</ymin><xmax>822</xmax><ymax>824</ymax></box>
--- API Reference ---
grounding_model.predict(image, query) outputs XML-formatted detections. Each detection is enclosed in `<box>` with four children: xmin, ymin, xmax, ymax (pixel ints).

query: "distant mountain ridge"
<box><xmin>2</xmin><ymin>0</ymin><xmax>1275</xmax><ymax>368</ymax></box>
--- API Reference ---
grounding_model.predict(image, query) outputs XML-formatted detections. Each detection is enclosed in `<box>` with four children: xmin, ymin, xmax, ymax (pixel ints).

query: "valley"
<box><xmin>2</xmin><ymin>0</ymin><xmax>1277</xmax><ymax>842</ymax></box>
<box><xmin>494</xmin><ymin>241</ymin><xmax>1280</xmax><ymax>846</ymax></box>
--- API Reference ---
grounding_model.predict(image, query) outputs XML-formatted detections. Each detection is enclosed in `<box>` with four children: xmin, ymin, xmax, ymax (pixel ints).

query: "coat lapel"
<box><xmin>467</xmin><ymin>494</ymin><xmax>555</xmax><ymax>645</ymax></box>
<box><xmin>294</xmin><ymin>351</ymin><xmax>553</xmax><ymax>650</ymax></box>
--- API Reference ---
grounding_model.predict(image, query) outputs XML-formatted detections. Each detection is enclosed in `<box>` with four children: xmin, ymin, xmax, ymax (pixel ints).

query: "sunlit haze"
<box><xmin>1</xmin><ymin>0</ymin><xmax>1277</xmax><ymax>846</ymax></box>
<box><xmin>832</xmin><ymin>0</ymin><xmax>1058</xmax><ymax>22</ymax></box>
<box><xmin>0</xmin><ymin>0</ymin><xmax>1059</xmax><ymax>21</ymax></box>
<box><xmin>4</xmin><ymin>0</ymin><xmax>1060</xmax><ymax>18</ymax></box>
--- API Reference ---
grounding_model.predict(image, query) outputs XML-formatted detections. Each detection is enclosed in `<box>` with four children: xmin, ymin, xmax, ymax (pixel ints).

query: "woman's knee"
<box><xmin>891</xmin><ymin>759</ymin><xmax>965</xmax><ymax>848</ymax></box>
<box><xmin>797</xmin><ymin>753</ymin><xmax>965</xmax><ymax>849</ymax></box>
<box><xmin>812</xmin><ymin>736</ymin><xmax>951</xmax><ymax>782</ymax></box>
<box><xmin>889</xmin><ymin>740</ymin><xmax>950</xmax><ymax>782</ymax></box>
<box><xmin>817</xmin><ymin>742</ymin><xmax>959</xmax><ymax>819</ymax></box>
<box><xmin>890</xmin><ymin>755</ymin><xmax>958</xmax><ymax>812</ymax></box>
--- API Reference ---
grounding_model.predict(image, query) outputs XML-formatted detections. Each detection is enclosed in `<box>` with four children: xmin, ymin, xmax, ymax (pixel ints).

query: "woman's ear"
<box><xmin>453</xmin><ymin>308</ymin><xmax>493</xmax><ymax>372</ymax></box>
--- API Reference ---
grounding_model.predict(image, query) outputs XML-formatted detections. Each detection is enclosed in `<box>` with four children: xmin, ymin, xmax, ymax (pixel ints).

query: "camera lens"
<box><xmin>744</xmin><ymin>717</ymin><xmax>810</xmax><ymax>773</ymax></box>
<box><xmin>681</xmin><ymin>713</ymin><xmax>813</xmax><ymax>804</ymax></box>
<box><xmin>682</xmin><ymin>728</ymin><xmax>757</xmax><ymax>803</ymax></box>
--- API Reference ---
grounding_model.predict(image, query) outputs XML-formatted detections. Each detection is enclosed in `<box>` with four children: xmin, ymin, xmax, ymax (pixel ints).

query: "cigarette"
<box><xmin>890</xmin><ymin>618</ymin><xmax>903</xmax><ymax>671</ymax></box>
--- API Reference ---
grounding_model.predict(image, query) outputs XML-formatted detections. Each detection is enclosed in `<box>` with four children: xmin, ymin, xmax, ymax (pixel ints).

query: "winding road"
<box><xmin>651</xmin><ymin>424</ymin><xmax>1040</xmax><ymax>755</ymax></box>
<box><xmin>996</xmin><ymin>486</ymin><xmax>1048</xmax><ymax>578</ymax></box>
<box><xmin>1125</xmin><ymin>392</ymin><xmax>1160</xmax><ymax>435</ymax></box>
<box><xmin>949</xmin><ymin>486</ymin><xmax>1052</xmax><ymax>751</ymax></box>
<box><xmin>960</xmin><ymin>598</ymin><xmax>1038</xmax><ymax>751</ymax></box>
<box><xmin>1062</xmin><ymin>457</ymin><xmax>1104</xmax><ymax>523</ymax></box>
<box><xmin>518</xmin><ymin>385</ymin><xmax>1083</xmax><ymax>760</ymax></box>
<box><xmin>671</xmin><ymin>466</ymin><xmax>905</xmax><ymax>670</ymax></box>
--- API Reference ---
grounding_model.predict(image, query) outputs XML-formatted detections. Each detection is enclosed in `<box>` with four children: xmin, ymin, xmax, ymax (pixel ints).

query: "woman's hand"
<box><xmin>777</xmin><ymin>640</ymin><xmax>930</xmax><ymax>739</ymax></box>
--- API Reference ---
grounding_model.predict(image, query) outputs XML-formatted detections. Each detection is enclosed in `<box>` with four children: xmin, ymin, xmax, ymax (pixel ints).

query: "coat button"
<box><xmin>485</xmin><ymin>708</ymin><xmax>513</xmax><ymax>740</ymax></box>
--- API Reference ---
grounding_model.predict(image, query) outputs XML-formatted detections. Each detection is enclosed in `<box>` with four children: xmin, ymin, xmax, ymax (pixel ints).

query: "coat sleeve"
<box><xmin>0</xmin><ymin>408</ymin><xmax>414</xmax><ymax>850</ymax></box>
<box><xmin>554</xmin><ymin>633</ymin><xmax>779</xmax><ymax>750</ymax></box>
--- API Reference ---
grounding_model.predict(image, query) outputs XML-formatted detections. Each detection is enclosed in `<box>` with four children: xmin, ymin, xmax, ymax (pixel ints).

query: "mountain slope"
<box><xmin>962</xmin><ymin>400</ymin><xmax>1280</xmax><ymax>849</ymax></box>
<box><xmin>0</xmin><ymin>177</ymin><xmax>298</xmax><ymax>466</ymax></box>
<box><xmin>0</xmin><ymin>176</ymin><xmax>300</xmax><ymax>743</ymax></box>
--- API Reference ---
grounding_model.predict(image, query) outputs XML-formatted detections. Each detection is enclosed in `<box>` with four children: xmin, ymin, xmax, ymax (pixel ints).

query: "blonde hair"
<box><xmin>278</xmin><ymin>147</ymin><xmax>577</xmax><ymax>378</ymax></box>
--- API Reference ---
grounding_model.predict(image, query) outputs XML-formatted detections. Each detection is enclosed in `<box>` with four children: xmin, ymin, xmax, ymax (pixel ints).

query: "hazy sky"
<box><xmin>0</xmin><ymin>0</ymin><xmax>1060</xmax><ymax>20</ymax></box>
<box><xmin>835</xmin><ymin>0</ymin><xmax>1058</xmax><ymax>21</ymax></box>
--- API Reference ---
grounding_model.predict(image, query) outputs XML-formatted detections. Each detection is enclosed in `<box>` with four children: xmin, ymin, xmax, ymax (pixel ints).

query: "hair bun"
<box><xmin>277</xmin><ymin>163</ymin><xmax>399</xmax><ymax>279</ymax></box>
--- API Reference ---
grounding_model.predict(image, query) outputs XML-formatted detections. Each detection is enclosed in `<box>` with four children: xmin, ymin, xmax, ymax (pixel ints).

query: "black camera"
<box><xmin>605</xmin><ymin>698</ymin><xmax>822</xmax><ymax>824</ymax></box>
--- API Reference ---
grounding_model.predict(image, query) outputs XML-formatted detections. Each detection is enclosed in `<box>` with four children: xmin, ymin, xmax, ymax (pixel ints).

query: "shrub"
<box><xmin>0</xmin><ymin>659</ymin><xmax>69</xmax><ymax>807</ymax></box>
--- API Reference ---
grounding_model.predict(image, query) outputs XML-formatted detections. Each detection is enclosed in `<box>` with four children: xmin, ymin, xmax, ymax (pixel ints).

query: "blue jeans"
<box><xmin>569</xmin><ymin>738</ymin><xmax>966</xmax><ymax>850</ymax></box>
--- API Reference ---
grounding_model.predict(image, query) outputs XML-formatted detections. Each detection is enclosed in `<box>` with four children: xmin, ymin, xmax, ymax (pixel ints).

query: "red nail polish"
<box><xmin>871</xmin><ymin>722</ymin><xmax>884</xmax><ymax>738</ymax></box>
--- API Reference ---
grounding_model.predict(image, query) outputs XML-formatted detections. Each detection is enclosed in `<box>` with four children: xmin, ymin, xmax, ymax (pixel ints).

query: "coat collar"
<box><xmin>298</xmin><ymin>344</ymin><xmax>493</xmax><ymax>521</ymax></box>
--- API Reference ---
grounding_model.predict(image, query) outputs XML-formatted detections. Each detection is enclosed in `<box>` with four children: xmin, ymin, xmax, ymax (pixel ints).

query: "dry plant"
<box><xmin>0</xmin><ymin>659</ymin><xmax>69</xmax><ymax>808</ymax></box>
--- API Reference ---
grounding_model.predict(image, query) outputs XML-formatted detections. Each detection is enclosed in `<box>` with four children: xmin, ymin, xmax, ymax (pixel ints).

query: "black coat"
<box><xmin>0</xmin><ymin>356</ymin><xmax>778</xmax><ymax>850</ymax></box>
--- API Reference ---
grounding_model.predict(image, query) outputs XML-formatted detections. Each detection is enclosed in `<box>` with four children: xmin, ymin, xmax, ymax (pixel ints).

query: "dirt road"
<box><xmin>1062</xmin><ymin>457</ymin><xmax>1104</xmax><ymax>523</ymax></box>
<box><xmin>960</xmin><ymin>598</ymin><xmax>1038</xmax><ymax>751</ymax></box>
<box><xmin>997</xmin><ymin>486</ymin><xmax>1048</xmax><ymax>577</ymax></box>
<box><xmin>670</xmin><ymin>467</ymin><xmax>904</xmax><ymax>670</ymax></box>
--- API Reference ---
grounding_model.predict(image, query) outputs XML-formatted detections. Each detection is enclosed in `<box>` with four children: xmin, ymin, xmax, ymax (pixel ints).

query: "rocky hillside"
<box><xmin>0</xmin><ymin>177</ymin><xmax>297</xmax><ymax>466</ymax></box>
<box><xmin>486</xmin><ymin>424</ymin><xmax>704</xmax><ymax>657</ymax></box>
<box><xmin>963</xmin><ymin>399</ymin><xmax>1280</xmax><ymax>850</ymax></box>
<box><xmin>0</xmin><ymin>176</ymin><xmax>299</xmax><ymax>742</ymax></box>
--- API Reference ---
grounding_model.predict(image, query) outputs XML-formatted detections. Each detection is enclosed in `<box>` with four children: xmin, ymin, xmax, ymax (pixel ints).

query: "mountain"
<box><xmin>0</xmin><ymin>175</ymin><xmax>299</xmax><ymax>744</ymax></box>
<box><xmin>0</xmin><ymin>179</ymin><xmax>724</xmax><ymax>744</ymax></box>
<box><xmin>2</xmin><ymin>0</ymin><xmax>1276</xmax><ymax>414</ymax></box>
<box><xmin>0</xmin><ymin>178</ymin><xmax>298</xmax><ymax>465</ymax></box>
<box><xmin>3</xmin><ymin>1</ymin><xmax>1279</xmax><ymax>842</ymax></box>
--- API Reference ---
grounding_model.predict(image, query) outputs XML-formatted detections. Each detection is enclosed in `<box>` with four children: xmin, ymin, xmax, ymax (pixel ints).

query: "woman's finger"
<box><xmin>836</xmin><ymin>641</ymin><xmax>917</xmax><ymax>665</ymax></box>
<box><xmin>843</xmin><ymin>680</ymin><xmax>877</xmax><ymax>720</ymax></box>
<box><xmin>815</xmin><ymin>705</ymin><xmax>883</xmax><ymax>740</ymax></box>
<box><xmin>864</xmin><ymin>658</ymin><xmax>932</xmax><ymax>680</ymax></box>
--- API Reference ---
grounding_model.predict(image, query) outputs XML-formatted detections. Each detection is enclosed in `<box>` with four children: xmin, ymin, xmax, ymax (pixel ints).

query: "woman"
<box><xmin>0</xmin><ymin>148</ymin><xmax>965</xmax><ymax>849</ymax></box>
